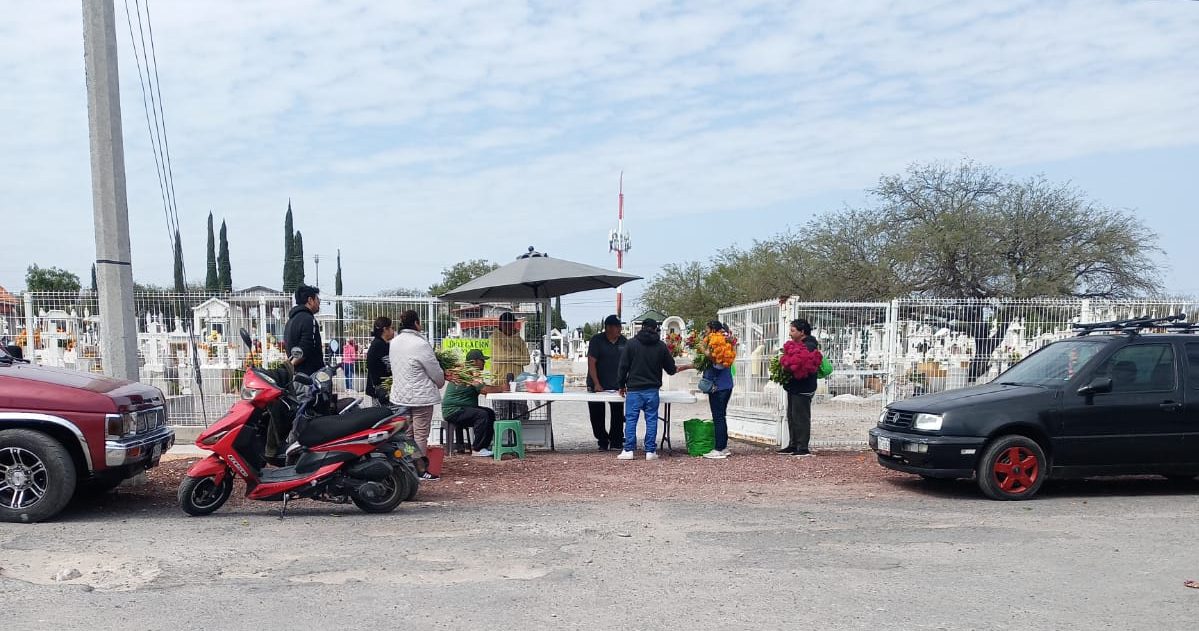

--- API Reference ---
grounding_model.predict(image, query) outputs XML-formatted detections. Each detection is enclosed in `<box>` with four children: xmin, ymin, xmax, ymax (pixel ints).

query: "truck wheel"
<box><xmin>178</xmin><ymin>474</ymin><xmax>234</xmax><ymax>516</ymax></box>
<box><xmin>977</xmin><ymin>435</ymin><xmax>1046</xmax><ymax>501</ymax></box>
<box><xmin>0</xmin><ymin>429</ymin><xmax>78</xmax><ymax>523</ymax></box>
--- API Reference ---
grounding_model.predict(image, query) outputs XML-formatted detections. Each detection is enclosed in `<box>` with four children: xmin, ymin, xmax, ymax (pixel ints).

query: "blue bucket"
<box><xmin>546</xmin><ymin>374</ymin><xmax>565</xmax><ymax>393</ymax></box>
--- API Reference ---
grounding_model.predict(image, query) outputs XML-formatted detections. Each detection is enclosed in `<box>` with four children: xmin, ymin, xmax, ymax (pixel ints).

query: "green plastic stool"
<box><xmin>492</xmin><ymin>420</ymin><xmax>525</xmax><ymax>460</ymax></box>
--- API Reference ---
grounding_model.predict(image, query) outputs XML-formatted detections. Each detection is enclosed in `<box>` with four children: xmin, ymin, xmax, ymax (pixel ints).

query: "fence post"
<box><xmin>885</xmin><ymin>299</ymin><xmax>900</xmax><ymax>405</ymax></box>
<box><xmin>257</xmin><ymin>297</ymin><xmax>268</xmax><ymax>351</ymax></box>
<box><xmin>426</xmin><ymin>299</ymin><xmax>436</xmax><ymax>347</ymax></box>
<box><xmin>23</xmin><ymin>292</ymin><xmax>35</xmax><ymax>361</ymax></box>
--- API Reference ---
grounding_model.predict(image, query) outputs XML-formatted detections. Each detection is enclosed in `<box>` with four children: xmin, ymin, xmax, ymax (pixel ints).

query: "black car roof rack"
<box><xmin>1073</xmin><ymin>313</ymin><xmax>1188</xmax><ymax>336</ymax></box>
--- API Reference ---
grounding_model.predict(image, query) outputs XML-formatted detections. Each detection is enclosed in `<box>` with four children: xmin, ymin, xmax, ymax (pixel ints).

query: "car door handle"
<box><xmin>1159</xmin><ymin>401</ymin><xmax>1182</xmax><ymax>412</ymax></box>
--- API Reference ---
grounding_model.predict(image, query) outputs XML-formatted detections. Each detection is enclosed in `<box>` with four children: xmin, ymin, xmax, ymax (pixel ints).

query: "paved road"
<box><xmin>3</xmin><ymin>473</ymin><xmax>1197</xmax><ymax>630</ymax></box>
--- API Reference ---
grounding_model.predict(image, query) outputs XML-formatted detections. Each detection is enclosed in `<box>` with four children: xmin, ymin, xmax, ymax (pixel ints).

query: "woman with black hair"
<box><xmin>701</xmin><ymin>320</ymin><xmax>735</xmax><ymax>459</ymax></box>
<box><xmin>366</xmin><ymin>316</ymin><xmax>395</xmax><ymax>406</ymax></box>
<box><xmin>780</xmin><ymin>318</ymin><xmax>821</xmax><ymax>457</ymax></box>
<box><xmin>389</xmin><ymin>310</ymin><xmax>446</xmax><ymax>480</ymax></box>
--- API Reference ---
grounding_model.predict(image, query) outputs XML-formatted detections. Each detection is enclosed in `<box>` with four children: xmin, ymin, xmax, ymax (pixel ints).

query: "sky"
<box><xmin>1</xmin><ymin>0</ymin><xmax>1197</xmax><ymax>327</ymax></box>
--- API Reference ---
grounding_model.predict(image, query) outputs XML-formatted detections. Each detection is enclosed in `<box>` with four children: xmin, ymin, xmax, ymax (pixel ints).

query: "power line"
<box><xmin>121</xmin><ymin>0</ymin><xmax>172</xmax><ymax>250</ymax></box>
<box><xmin>141</xmin><ymin>0</ymin><xmax>184</xmax><ymax>241</ymax></box>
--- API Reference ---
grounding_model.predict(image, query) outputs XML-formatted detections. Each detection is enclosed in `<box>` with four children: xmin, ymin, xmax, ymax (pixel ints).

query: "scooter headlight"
<box><xmin>240</xmin><ymin>387</ymin><xmax>263</xmax><ymax>401</ymax></box>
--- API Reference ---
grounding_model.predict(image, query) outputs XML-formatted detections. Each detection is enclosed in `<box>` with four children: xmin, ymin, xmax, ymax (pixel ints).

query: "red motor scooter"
<box><xmin>178</xmin><ymin>346</ymin><xmax>420</xmax><ymax>517</ymax></box>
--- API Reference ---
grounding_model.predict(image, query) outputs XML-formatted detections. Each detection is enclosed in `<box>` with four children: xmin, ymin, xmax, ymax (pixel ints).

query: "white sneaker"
<box><xmin>702</xmin><ymin>450</ymin><xmax>727</xmax><ymax>459</ymax></box>
<box><xmin>645</xmin><ymin>452</ymin><xmax>659</xmax><ymax>461</ymax></box>
<box><xmin>720</xmin><ymin>449</ymin><xmax>732</xmax><ymax>457</ymax></box>
<box><xmin>472</xmin><ymin>448</ymin><xmax>493</xmax><ymax>457</ymax></box>
<box><xmin>617</xmin><ymin>450</ymin><xmax>635</xmax><ymax>460</ymax></box>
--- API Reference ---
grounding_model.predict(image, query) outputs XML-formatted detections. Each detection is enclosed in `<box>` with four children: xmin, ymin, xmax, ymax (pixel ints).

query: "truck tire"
<box><xmin>0</xmin><ymin>429</ymin><xmax>78</xmax><ymax>523</ymax></box>
<box><xmin>977</xmin><ymin>435</ymin><xmax>1047</xmax><ymax>500</ymax></box>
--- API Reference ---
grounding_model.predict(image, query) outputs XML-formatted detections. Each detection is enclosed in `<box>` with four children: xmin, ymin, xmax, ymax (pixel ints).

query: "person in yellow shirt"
<box><xmin>489</xmin><ymin>312</ymin><xmax>529</xmax><ymax>419</ymax></box>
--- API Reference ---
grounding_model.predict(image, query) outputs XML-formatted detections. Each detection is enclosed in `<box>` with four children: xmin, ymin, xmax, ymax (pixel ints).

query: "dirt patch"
<box><xmin>115</xmin><ymin>447</ymin><xmax>903</xmax><ymax>513</ymax></box>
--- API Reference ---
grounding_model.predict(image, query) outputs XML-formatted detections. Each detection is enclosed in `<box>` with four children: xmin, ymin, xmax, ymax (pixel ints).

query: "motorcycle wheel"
<box><xmin>178</xmin><ymin>474</ymin><xmax>234</xmax><ymax>516</ymax></box>
<box><xmin>403</xmin><ymin>466</ymin><xmax>420</xmax><ymax>501</ymax></box>
<box><xmin>352</xmin><ymin>469</ymin><xmax>404</xmax><ymax>513</ymax></box>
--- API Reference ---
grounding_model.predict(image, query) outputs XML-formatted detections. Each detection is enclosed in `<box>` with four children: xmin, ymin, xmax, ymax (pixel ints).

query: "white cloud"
<box><xmin>1</xmin><ymin>0</ymin><xmax>1196</xmax><ymax>322</ymax></box>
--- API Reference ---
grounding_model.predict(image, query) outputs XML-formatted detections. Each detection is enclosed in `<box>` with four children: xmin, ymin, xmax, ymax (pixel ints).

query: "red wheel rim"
<box><xmin>993</xmin><ymin>446</ymin><xmax>1039</xmax><ymax>494</ymax></box>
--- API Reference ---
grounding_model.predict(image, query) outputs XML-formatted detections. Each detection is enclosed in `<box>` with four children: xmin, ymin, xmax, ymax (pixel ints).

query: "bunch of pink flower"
<box><xmin>779</xmin><ymin>340</ymin><xmax>822</xmax><ymax>380</ymax></box>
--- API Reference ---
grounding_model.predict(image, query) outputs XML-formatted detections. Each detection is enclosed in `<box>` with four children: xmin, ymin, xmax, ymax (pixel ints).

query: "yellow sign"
<box><xmin>441</xmin><ymin>338</ymin><xmax>492</xmax><ymax>372</ymax></box>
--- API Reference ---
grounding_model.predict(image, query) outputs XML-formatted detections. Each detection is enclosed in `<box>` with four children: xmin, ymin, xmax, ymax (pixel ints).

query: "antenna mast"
<box><xmin>608</xmin><ymin>172</ymin><xmax>631</xmax><ymax>319</ymax></box>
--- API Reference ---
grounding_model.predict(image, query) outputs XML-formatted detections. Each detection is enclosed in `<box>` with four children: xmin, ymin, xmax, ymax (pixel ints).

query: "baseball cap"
<box><xmin>603</xmin><ymin>315</ymin><xmax>623</xmax><ymax>327</ymax></box>
<box><xmin>641</xmin><ymin>318</ymin><xmax>659</xmax><ymax>330</ymax></box>
<box><xmin>465</xmin><ymin>349</ymin><xmax>489</xmax><ymax>362</ymax></box>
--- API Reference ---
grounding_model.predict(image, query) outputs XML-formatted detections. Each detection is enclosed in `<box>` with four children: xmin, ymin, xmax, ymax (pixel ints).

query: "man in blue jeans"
<box><xmin>616</xmin><ymin>318</ymin><xmax>689</xmax><ymax>460</ymax></box>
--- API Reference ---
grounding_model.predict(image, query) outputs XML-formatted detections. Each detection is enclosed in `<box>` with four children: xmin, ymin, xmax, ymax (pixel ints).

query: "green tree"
<box><xmin>90</xmin><ymin>264</ymin><xmax>97</xmax><ymax>292</ymax></box>
<box><xmin>552</xmin><ymin>296</ymin><xmax>566</xmax><ymax>330</ymax></box>
<box><xmin>173</xmin><ymin>229</ymin><xmax>186</xmax><ymax>293</ymax></box>
<box><xmin>26</xmin><ymin>264</ymin><xmax>81</xmax><ymax>293</ymax></box>
<box><xmin>283</xmin><ymin>201</ymin><xmax>296</xmax><ymax>293</ymax></box>
<box><xmin>218</xmin><ymin>220</ymin><xmax>232</xmax><ymax>292</ymax></box>
<box><xmin>205</xmin><ymin>212</ymin><xmax>218</xmax><ymax>291</ymax></box>
<box><xmin>334</xmin><ymin>249</ymin><xmax>344</xmax><ymax>340</ymax></box>
<box><xmin>292</xmin><ymin>230</ymin><xmax>306</xmax><ymax>287</ymax></box>
<box><xmin>428</xmin><ymin>259</ymin><xmax>499</xmax><ymax>297</ymax></box>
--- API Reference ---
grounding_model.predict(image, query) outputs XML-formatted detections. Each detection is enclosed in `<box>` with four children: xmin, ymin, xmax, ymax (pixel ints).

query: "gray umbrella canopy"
<box><xmin>439</xmin><ymin>248</ymin><xmax>641</xmax><ymax>300</ymax></box>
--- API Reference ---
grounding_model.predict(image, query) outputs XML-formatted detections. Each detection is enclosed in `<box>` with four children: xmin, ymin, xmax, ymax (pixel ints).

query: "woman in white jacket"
<box><xmin>389</xmin><ymin>310</ymin><xmax>445</xmax><ymax>480</ymax></box>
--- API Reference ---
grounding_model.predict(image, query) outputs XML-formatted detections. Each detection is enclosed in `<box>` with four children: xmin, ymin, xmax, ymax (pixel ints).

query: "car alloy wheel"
<box><xmin>978</xmin><ymin>434</ymin><xmax>1048</xmax><ymax>501</ymax></box>
<box><xmin>0</xmin><ymin>446</ymin><xmax>48</xmax><ymax>510</ymax></box>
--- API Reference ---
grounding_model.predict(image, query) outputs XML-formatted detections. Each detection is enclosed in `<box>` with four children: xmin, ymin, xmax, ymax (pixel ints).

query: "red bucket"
<box><xmin>426</xmin><ymin>444</ymin><xmax>445</xmax><ymax>477</ymax></box>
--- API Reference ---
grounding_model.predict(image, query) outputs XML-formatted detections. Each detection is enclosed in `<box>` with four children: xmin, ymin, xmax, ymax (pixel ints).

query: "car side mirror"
<box><xmin>1077</xmin><ymin>377</ymin><xmax>1113</xmax><ymax>397</ymax></box>
<box><xmin>239</xmin><ymin>328</ymin><xmax>253</xmax><ymax>350</ymax></box>
<box><xmin>328</xmin><ymin>339</ymin><xmax>340</xmax><ymax>354</ymax></box>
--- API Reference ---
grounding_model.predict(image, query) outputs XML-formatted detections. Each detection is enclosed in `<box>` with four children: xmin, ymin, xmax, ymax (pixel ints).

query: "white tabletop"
<box><xmin>487</xmin><ymin>390</ymin><xmax>697</xmax><ymax>404</ymax></box>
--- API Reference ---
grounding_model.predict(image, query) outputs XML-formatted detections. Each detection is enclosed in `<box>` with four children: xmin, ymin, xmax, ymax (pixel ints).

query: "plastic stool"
<box><xmin>492</xmin><ymin>420</ymin><xmax>525</xmax><ymax>460</ymax></box>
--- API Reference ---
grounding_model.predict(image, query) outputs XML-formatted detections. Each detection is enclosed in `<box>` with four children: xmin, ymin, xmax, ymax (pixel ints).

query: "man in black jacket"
<box><xmin>616</xmin><ymin>318</ymin><xmax>689</xmax><ymax>460</ymax></box>
<box><xmin>283</xmin><ymin>285</ymin><xmax>324</xmax><ymax>375</ymax></box>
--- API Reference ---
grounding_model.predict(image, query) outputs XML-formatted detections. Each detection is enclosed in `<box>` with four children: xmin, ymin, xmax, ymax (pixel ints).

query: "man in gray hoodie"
<box><xmin>617</xmin><ymin>318</ymin><xmax>690</xmax><ymax>460</ymax></box>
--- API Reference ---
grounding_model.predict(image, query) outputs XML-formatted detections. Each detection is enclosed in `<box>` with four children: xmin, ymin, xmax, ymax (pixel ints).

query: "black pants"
<box><xmin>588</xmin><ymin>401</ymin><xmax>625</xmax><ymax>449</ymax></box>
<box><xmin>445</xmin><ymin>406</ymin><xmax>496</xmax><ymax>452</ymax></box>
<box><xmin>786</xmin><ymin>392</ymin><xmax>813</xmax><ymax>451</ymax></box>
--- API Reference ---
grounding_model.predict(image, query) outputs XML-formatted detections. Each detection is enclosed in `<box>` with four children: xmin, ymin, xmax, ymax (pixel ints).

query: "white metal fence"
<box><xmin>2</xmin><ymin>291</ymin><xmax>553</xmax><ymax>426</ymax></box>
<box><xmin>719</xmin><ymin>297</ymin><xmax>1199</xmax><ymax>448</ymax></box>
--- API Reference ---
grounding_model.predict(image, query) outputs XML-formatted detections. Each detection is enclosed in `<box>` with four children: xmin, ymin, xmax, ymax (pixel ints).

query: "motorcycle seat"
<box><xmin>297</xmin><ymin>407</ymin><xmax>396</xmax><ymax>447</ymax></box>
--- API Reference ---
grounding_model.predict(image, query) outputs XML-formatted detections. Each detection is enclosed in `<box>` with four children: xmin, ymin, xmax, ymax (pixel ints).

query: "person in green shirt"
<box><xmin>442</xmin><ymin>349</ymin><xmax>504</xmax><ymax>456</ymax></box>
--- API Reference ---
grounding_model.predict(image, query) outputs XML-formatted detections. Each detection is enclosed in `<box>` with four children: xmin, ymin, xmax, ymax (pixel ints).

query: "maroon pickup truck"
<box><xmin>0</xmin><ymin>344</ymin><xmax>174</xmax><ymax>522</ymax></box>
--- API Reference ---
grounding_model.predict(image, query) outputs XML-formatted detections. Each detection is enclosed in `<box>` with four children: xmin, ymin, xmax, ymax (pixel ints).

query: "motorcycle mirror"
<box><xmin>291</xmin><ymin>347</ymin><xmax>305</xmax><ymax>360</ymax></box>
<box><xmin>239</xmin><ymin>328</ymin><xmax>253</xmax><ymax>350</ymax></box>
<box><xmin>329</xmin><ymin>339</ymin><xmax>340</xmax><ymax>354</ymax></box>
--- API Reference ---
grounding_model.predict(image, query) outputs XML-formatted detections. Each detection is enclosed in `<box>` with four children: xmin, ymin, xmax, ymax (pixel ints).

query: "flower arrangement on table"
<box><xmin>689</xmin><ymin>329</ymin><xmax>738</xmax><ymax>372</ymax></box>
<box><xmin>769</xmin><ymin>340</ymin><xmax>823</xmax><ymax>385</ymax></box>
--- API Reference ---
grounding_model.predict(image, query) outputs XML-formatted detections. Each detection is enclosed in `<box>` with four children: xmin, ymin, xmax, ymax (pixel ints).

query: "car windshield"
<box><xmin>996</xmin><ymin>340</ymin><xmax>1105</xmax><ymax>386</ymax></box>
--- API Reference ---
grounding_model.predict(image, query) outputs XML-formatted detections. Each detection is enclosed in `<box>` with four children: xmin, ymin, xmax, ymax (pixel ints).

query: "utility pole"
<box><xmin>83</xmin><ymin>0</ymin><xmax>139</xmax><ymax>381</ymax></box>
<box><xmin>314</xmin><ymin>253</ymin><xmax>320</xmax><ymax>289</ymax></box>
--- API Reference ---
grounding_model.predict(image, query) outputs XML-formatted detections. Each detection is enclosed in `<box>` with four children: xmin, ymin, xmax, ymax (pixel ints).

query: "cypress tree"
<box><xmin>173</xmin><ymin>229</ymin><xmax>186</xmax><ymax>293</ymax></box>
<box><xmin>205</xmin><ymin>212</ymin><xmax>218</xmax><ymax>291</ymax></box>
<box><xmin>218</xmin><ymin>220</ymin><xmax>232</xmax><ymax>292</ymax></box>
<box><xmin>293</xmin><ymin>230</ymin><xmax>306</xmax><ymax>287</ymax></box>
<box><xmin>334</xmin><ymin>250</ymin><xmax>343</xmax><ymax>295</ymax></box>
<box><xmin>283</xmin><ymin>201</ymin><xmax>295</xmax><ymax>293</ymax></box>
<box><xmin>90</xmin><ymin>264</ymin><xmax>97</xmax><ymax>292</ymax></box>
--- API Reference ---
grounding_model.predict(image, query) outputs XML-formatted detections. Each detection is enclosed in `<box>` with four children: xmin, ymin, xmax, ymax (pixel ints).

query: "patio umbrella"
<box><xmin>439</xmin><ymin>247</ymin><xmax>642</xmax><ymax>369</ymax></box>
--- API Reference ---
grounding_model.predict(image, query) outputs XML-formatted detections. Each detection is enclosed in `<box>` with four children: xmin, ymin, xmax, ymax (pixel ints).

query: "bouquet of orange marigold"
<box><xmin>689</xmin><ymin>329</ymin><xmax>738</xmax><ymax>372</ymax></box>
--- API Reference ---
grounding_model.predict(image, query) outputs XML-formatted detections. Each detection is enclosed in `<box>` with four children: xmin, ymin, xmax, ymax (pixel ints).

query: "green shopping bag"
<box><xmin>684</xmin><ymin>418</ymin><xmax>716</xmax><ymax>457</ymax></box>
<box><xmin>817</xmin><ymin>357</ymin><xmax>834</xmax><ymax>379</ymax></box>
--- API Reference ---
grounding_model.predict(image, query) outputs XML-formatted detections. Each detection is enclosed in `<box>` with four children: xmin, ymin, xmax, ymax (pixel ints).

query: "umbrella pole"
<box><xmin>543</xmin><ymin>297</ymin><xmax>551</xmax><ymax>375</ymax></box>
